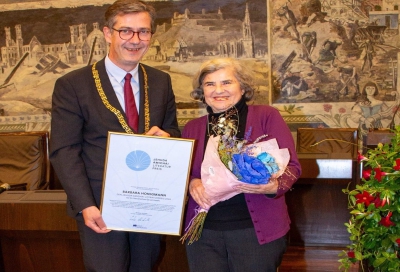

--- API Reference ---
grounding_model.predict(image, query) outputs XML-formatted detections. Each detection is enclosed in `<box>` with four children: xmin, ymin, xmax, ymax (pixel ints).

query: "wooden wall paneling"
<box><xmin>0</xmin><ymin>191</ymin><xmax>85</xmax><ymax>272</ymax></box>
<box><xmin>0</xmin><ymin>231</ymin><xmax>84</xmax><ymax>272</ymax></box>
<box><xmin>286</xmin><ymin>178</ymin><xmax>353</xmax><ymax>246</ymax></box>
<box><xmin>0</xmin><ymin>191</ymin><xmax>191</xmax><ymax>272</ymax></box>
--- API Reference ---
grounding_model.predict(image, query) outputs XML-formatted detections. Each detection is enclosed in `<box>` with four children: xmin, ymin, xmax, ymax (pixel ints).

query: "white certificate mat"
<box><xmin>100</xmin><ymin>132</ymin><xmax>194</xmax><ymax>235</ymax></box>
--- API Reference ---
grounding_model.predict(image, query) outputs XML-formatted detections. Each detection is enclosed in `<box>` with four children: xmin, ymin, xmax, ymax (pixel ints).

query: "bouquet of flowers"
<box><xmin>180</xmin><ymin>114</ymin><xmax>290</xmax><ymax>244</ymax></box>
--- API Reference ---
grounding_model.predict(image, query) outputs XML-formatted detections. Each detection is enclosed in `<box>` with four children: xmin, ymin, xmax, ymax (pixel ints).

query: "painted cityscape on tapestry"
<box><xmin>0</xmin><ymin>0</ymin><xmax>268</xmax><ymax>131</ymax></box>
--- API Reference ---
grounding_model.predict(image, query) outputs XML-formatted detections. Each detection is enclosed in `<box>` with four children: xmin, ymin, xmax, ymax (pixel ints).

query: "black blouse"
<box><xmin>203</xmin><ymin>97</ymin><xmax>253</xmax><ymax>231</ymax></box>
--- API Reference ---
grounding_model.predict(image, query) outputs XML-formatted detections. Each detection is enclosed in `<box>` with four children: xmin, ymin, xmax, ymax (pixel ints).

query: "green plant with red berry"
<box><xmin>339</xmin><ymin>125</ymin><xmax>400</xmax><ymax>271</ymax></box>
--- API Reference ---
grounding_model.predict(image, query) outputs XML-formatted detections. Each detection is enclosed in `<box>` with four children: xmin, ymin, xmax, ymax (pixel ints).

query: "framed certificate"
<box><xmin>100</xmin><ymin>132</ymin><xmax>195</xmax><ymax>235</ymax></box>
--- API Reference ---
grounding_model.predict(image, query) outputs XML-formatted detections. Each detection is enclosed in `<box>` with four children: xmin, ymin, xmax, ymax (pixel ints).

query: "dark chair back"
<box><xmin>296</xmin><ymin>128</ymin><xmax>358</xmax><ymax>159</ymax></box>
<box><xmin>0</xmin><ymin>131</ymin><xmax>50</xmax><ymax>190</ymax></box>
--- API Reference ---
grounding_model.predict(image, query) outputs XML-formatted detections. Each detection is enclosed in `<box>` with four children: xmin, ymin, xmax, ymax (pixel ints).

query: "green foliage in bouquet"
<box><xmin>339</xmin><ymin>126</ymin><xmax>400</xmax><ymax>271</ymax></box>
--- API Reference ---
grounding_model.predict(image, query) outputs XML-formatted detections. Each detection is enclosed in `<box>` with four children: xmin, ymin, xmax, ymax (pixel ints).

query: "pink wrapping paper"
<box><xmin>200</xmin><ymin>135</ymin><xmax>290</xmax><ymax>209</ymax></box>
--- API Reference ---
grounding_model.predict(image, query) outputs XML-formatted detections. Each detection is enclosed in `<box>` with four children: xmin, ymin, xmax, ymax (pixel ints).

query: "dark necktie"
<box><xmin>124</xmin><ymin>73</ymin><xmax>139</xmax><ymax>131</ymax></box>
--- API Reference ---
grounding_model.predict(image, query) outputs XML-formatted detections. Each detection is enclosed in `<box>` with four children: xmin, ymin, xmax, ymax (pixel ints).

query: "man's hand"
<box><xmin>145</xmin><ymin>126</ymin><xmax>170</xmax><ymax>137</ymax></box>
<box><xmin>82</xmin><ymin>206</ymin><xmax>111</xmax><ymax>234</ymax></box>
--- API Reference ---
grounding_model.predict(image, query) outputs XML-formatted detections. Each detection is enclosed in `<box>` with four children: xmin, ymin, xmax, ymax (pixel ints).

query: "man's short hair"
<box><xmin>105</xmin><ymin>0</ymin><xmax>156</xmax><ymax>32</ymax></box>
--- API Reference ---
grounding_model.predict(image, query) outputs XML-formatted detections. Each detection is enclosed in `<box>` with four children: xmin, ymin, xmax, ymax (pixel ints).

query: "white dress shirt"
<box><xmin>104</xmin><ymin>55</ymin><xmax>140</xmax><ymax>113</ymax></box>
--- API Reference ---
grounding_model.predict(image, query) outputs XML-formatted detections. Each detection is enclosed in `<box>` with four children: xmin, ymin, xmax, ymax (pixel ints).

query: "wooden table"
<box><xmin>0</xmin><ymin>190</ymin><xmax>188</xmax><ymax>272</ymax></box>
<box><xmin>0</xmin><ymin>190</ymin><xmax>84</xmax><ymax>272</ymax></box>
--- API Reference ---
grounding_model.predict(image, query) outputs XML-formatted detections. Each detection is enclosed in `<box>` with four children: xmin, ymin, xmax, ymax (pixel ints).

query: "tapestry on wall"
<box><xmin>0</xmin><ymin>0</ymin><xmax>269</xmax><ymax>132</ymax></box>
<box><xmin>269</xmin><ymin>0</ymin><xmax>400</xmax><ymax>138</ymax></box>
<box><xmin>1</xmin><ymin>0</ymin><xmax>399</xmax><ymax>138</ymax></box>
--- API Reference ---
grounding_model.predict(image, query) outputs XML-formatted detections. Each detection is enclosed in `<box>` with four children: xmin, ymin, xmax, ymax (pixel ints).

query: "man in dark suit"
<box><xmin>50</xmin><ymin>1</ymin><xmax>180</xmax><ymax>271</ymax></box>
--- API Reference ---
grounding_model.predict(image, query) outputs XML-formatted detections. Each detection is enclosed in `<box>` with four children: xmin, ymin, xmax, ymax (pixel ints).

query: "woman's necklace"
<box><xmin>207</xmin><ymin>106</ymin><xmax>239</xmax><ymax>137</ymax></box>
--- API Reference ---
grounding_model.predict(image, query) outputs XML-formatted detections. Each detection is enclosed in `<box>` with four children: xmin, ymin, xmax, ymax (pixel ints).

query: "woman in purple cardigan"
<box><xmin>182</xmin><ymin>58</ymin><xmax>301</xmax><ymax>271</ymax></box>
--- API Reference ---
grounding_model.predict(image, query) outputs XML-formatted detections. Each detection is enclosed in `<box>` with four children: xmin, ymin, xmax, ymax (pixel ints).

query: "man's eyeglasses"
<box><xmin>111</xmin><ymin>28</ymin><xmax>153</xmax><ymax>41</ymax></box>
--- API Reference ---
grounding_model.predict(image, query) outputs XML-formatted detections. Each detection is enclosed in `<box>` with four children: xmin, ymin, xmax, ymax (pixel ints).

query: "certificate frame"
<box><xmin>100</xmin><ymin>132</ymin><xmax>195</xmax><ymax>236</ymax></box>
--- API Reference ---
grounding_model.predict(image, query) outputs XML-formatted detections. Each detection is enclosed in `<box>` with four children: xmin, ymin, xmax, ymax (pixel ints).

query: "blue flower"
<box><xmin>232</xmin><ymin>153</ymin><xmax>271</xmax><ymax>184</ymax></box>
<box><xmin>257</xmin><ymin>152</ymin><xmax>279</xmax><ymax>174</ymax></box>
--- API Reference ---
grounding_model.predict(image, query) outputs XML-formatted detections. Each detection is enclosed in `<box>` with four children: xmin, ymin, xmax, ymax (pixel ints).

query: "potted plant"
<box><xmin>339</xmin><ymin>125</ymin><xmax>400</xmax><ymax>271</ymax></box>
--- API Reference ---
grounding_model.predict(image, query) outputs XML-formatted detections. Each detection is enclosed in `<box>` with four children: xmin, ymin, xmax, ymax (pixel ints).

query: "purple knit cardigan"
<box><xmin>182</xmin><ymin>105</ymin><xmax>301</xmax><ymax>244</ymax></box>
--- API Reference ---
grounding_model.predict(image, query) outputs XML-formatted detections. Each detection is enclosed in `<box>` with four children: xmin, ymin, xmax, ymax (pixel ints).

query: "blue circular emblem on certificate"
<box><xmin>126</xmin><ymin>150</ymin><xmax>151</xmax><ymax>171</ymax></box>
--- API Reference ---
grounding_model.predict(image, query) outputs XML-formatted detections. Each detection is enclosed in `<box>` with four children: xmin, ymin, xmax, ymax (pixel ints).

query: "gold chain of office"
<box><xmin>92</xmin><ymin>62</ymin><xmax>150</xmax><ymax>134</ymax></box>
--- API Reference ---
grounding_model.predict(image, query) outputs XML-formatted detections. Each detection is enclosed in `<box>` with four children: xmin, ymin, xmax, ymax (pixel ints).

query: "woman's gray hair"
<box><xmin>190</xmin><ymin>58</ymin><xmax>256</xmax><ymax>102</ymax></box>
<box><xmin>105</xmin><ymin>0</ymin><xmax>156</xmax><ymax>32</ymax></box>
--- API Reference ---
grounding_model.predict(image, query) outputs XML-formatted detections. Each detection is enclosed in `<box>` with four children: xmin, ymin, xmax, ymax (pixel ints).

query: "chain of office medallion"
<box><xmin>91</xmin><ymin>62</ymin><xmax>150</xmax><ymax>134</ymax></box>
<box><xmin>140</xmin><ymin>64</ymin><xmax>150</xmax><ymax>133</ymax></box>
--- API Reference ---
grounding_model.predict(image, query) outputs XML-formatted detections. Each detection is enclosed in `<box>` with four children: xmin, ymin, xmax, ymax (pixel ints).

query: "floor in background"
<box><xmin>279</xmin><ymin>246</ymin><xmax>359</xmax><ymax>272</ymax></box>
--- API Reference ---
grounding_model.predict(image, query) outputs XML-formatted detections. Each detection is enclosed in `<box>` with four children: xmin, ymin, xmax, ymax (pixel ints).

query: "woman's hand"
<box><xmin>189</xmin><ymin>178</ymin><xmax>212</xmax><ymax>209</ymax></box>
<box><xmin>234</xmin><ymin>175</ymin><xmax>279</xmax><ymax>195</ymax></box>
